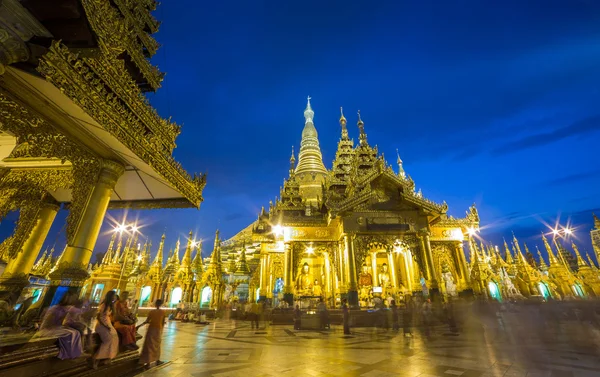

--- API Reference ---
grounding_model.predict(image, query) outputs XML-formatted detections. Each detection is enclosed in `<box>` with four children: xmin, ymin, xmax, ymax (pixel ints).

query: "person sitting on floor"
<box><xmin>34</xmin><ymin>292</ymin><xmax>83</xmax><ymax>360</ymax></box>
<box><xmin>114</xmin><ymin>291</ymin><xmax>138</xmax><ymax>350</ymax></box>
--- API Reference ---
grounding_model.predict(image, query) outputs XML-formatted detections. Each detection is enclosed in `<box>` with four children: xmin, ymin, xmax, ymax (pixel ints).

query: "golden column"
<box><xmin>345</xmin><ymin>235</ymin><xmax>358</xmax><ymax>306</ymax></box>
<box><xmin>283</xmin><ymin>242</ymin><xmax>293</xmax><ymax>304</ymax></box>
<box><xmin>387</xmin><ymin>250</ymin><xmax>398</xmax><ymax>291</ymax></box>
<box><xmin>371</xmin><ymin>251</ymin><xmax>379</xmax><ymax>287</ymax></box>
<box><xmin>0</xmin><ymin>198</ymin><xmax>60</xmax><ymax>299</ymax></box>
<box><xmin>456</xmin><ymin>242</ymin><xmax>470</xmax><ymax>285</ymax></box>
<box><xmin>49</xmin><ymin>160</ymin><xmax>124</xmax><ymax>287</ymax></box>
<box><xmin>420</xmin><ymin>231</ymin><xmax>438</xmax><ymax>289</ymax></box>
<box><xmin>259</xmin><ymin>252</ymin><xmax>268</xmax><ymax>299</ymax></box>
<box><xmin>323</xmin><ymin>251</ymin><xmax>332</xmax><ymax>303</ymax></box>
<box><xmin>337</xmin><ymin>241</ymin><xmax>347</xmax><ymax>293</ymax></box>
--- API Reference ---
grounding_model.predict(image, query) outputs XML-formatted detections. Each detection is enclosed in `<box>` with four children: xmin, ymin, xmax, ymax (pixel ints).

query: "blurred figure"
<box><xmin>342</xmin><ymin>299</ymin><xmax>350</xmax><ymax>335</ymax></box>
<box><xmin>139</xmin><ymin>299</ymin><xmax>166</xmax><ymax>368</ymax></box>
<box><xmin>34</xmin><ymin>292</ymin><xmax>82</xmax><ymax>360</ymax></box>
<box><xmin>317</xmin><ymin>298</ymin><xmax>328</xmax><ymax>330</ymax></box>
<box><xmin>294</xmin><ymin>304</ymin><xmax>302</xmax><ymax>330</ymax></box>
<box><xmin>403</xmin><ymin>295</ymin><xmax>413</xmax><ymax>337</ymax></box>
<box><xmin>390</xmin><ymin>300</ymin><xmax>399</xmax><ymax>331</ymax></box>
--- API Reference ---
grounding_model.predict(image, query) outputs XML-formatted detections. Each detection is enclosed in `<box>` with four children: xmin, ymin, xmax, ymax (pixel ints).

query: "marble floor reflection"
<box><xmin>138</xmin><ymin>319</ymin><xmax>600</xmax><ymax>377</ymax></box>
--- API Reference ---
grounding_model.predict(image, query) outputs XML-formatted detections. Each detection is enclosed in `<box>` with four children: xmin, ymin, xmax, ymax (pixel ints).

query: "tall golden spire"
<box><xmin>152</xmin><ymin>233</ymin><xmax>165</xmax><ymax>267</ymax></box>
<box><xmin>536</xmin><ymin>245</ymin><xmax>548</xmax><ymax>270</ymax></box>
<box><xmin>210</xmin><ymin>230</ymin><xmax>222</xmax><ymax>265</ymax></box>
<box><xmin>571</xmin><ymin>242</ymin><xmax>587</xmax><ymax>268</ymax></box>
<box><xmin>289</xmin><ymin>145</ymin><xmax>296</xmax><ymax>175</ymax></box>
<box><xmin>542</xmin><ymin>233</ymin><xmax>559</xmax><ymax>266</ymax></box>
<box><xmin>503</xmin><ymin>238</ymin><xmax>514</xmax><ymax>264</ymax></box>
<box><xmin>181</xmin><ymin>231</ymin><xmax>194</xmax><ymax>267</ymax></box>
<box><xmin>172</xmin><ymin>238</ymin><xmax>181</xmax><ymax>265</ymax></box>
<box><xmin>396</xmin><ymin>149</ymin><xmax>406</xmax><ymax>179</ymax></box>
<box><xmin>112</xmin><ymin>235</ymin><xmax>123</xmax><ymax>264</ymax></box>
<box><xmin>295</xmin><ymin>96</ymin><xmax>327</xmax><ymax>175</ymax></box>
<box><xmin>339</xmin><ymin>107</ymin><xmax>349</xmax><ymax>140</ymax></box>
<box><xmin>192</xmin><ymin>240</ymin><xmax>203</xmax><ymax>275</ymax></box>
<box><xmin>594</xmin><ymin>213</ymin><xmax>600</xmax><ymax>229</ymax></box>
<box><xmin>586</xmin><ymin>252</ymin><xmax>598</xmax><ymax>270</ymax></box>
<box><xmin>357</xmin><ymin>110</ymin><xmax>368</xmax><ymax>146</ymax></box>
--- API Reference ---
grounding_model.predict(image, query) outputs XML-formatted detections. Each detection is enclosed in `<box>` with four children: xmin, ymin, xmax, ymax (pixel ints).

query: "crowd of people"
<box><xmin>31</xmin><ymin>290</ymin><xmax>166</xmax><ymax>370</ymax></box>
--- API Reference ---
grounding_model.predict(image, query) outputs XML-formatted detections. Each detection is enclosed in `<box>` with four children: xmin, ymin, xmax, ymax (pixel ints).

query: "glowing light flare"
<box><xmin>564</xmin><ymin>228</ymin><xmax>572</xmax><ymax>235</ymax></box>
<box><xmin>552</xmin><ymin>229</ymin><xmax>560</xmax><ymax>236</ymax></box>
<box><xmin>137</xmin><ymin>255</ymin><xmax>143</xmax><ymax>261</ymax></box>
<box><xmin>272</xmin><ymin>225</ymin><xmax>283</xmax><ymax>236</ymax></box>
<box><xmin>114</xmin><ymin>223</ymin><xmax>127</xmax><ymax>233</ymax></box>
<box><xmin>130</xmin><ymin>224</ymin><xmax>139</xmax><ymax>233</ymax></box>
<box><xmin>306</xmin><ymin>246</ymin><xmax>314</xmax><ymax>254</ymax></box>
<box><xmin>467</xmin><ymin>227</ymin><xmax>478</xmax><ymax>236</ymax></box>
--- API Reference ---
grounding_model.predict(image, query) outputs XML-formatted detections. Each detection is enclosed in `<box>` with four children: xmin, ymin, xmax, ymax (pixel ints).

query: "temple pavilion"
<box><xmin>213</xmin><ymin>99</ymin><xmax>600</xmax><ymax>308</ymax></box>
<box><xmin>69</xmin><ymin>100</ymin><xmax>600</xmax><ymax>310</ymax></box>
<box><xmin>0</xmin><ymin>0</ymin><xmax>206</xmax><ymax>309</ymax></box>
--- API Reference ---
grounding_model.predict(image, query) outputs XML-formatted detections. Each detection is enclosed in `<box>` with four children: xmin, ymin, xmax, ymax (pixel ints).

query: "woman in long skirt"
<box><xmin>92</xmin><ymin>290</ymin><xmax>119</xmax><ymax>369</ymax></box>
<box><xmin>139</xmin><ymin>299</ymin><xmax>166</xmax><ymax>367</ymax></box>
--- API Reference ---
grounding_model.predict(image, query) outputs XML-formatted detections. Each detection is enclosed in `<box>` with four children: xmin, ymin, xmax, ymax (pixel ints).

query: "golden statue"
<box><xmin>313</xmin><ymin>279</ymin><xmax>322</xmax><ymax>297</ymax></box>
<box><xmin>359</xmin><ymin>264</ymin><xmax>373</xmax><ymax>287</ymax></box>
<box><xmin>295</xmin><ymin>262</ymin><xmax>314</xmax><ymax>295</ymax></box>
<box><xmin>378</xmin><ymin>263</ymin><xmax>392</xmax><ymax>295</ymax></box>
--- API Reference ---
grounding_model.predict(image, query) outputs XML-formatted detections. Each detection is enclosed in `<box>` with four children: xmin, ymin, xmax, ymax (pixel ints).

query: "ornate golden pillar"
<box><xmin>420</xmin><ymin>232</ymin><xmax>438</xmax><ymax>288</ymax></box>
<box><xmin>0</xmin><ymin>198</ymin><xmax>60</xmax><ymax>300</ymax></box>
<box><xmin>337</xmin><ymin>241</ymin><xmax>347</xmax><ymax>292</ymax></box>
<box><xmin>456</xmin><ymin>242</ymin><xmax>470</xmax><ymax>285</ymax></box>
<box><xmin>283</xmin><ymin>243</ymin><xmax>293</xmax><ymax>304</ymax></box>
<box><xmin>323</xmin><ymin>251</ymin><xmax>332</xmax><ymax>303</ymax></box>
<box><xmin>259</xmin><ymin>252</ymin><xmax>268</xmax><ymax>299</ymax></box>
<box><xmin>49</xmin><ymin>160</ymin><xmax>124</xmax><ymax>288</ymax></box>
<box><xmin>345</xmin><ymin>235</ymin><xmax>358</xmax><ymax>306</ymax></box>
<box><xmin>387</xmin><ymin>251</ymin><xmax>398</xmax><ymax>290</ymax></box>
<box><xmin>371</xmin><ymin>251</ymin><xmax>379</xmax><ymax>287</ymax></box>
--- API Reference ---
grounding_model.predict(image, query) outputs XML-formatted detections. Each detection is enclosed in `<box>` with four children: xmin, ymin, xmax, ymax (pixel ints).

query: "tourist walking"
<box><xmin>403</xmin><ymin>296</ymin><xmax>413</xmax><ymax>337</ymax></box>
<box><xmin>92</xmin><ymin>290</ymin><xmax>119</xmax><ymax>369</ymax></box>
<box><xmin>294</xmin><ymin>304</ymin><xmax>302</xmax><ymax>330</ymax></box>
<box><xmin>114</xmin><ymin>291</ymin><xmax>138</xmax><ymax>350</ymax></box>
<box><xmin>390</xmin><ymin>300</ymin><xmax>399</xmax><ymax>331</ymax></box>
<box><xmin>34</xmin><ymin>292</ymin><xmax>83</xmax><ymax>360</ymax></box>
<box><xmin>317</xmin><ymin>298</ymin><xmax>328</xmax><ymax>330</ymax></box>
<box><xmin>342</xmin><ymin>299</ymin><xmax>350</xmax><ymax>335</ymax></box>
<box><xmin>139</xmin><ymin>299</ymin><xmax>166</xmax><ymax>368</ymax></box>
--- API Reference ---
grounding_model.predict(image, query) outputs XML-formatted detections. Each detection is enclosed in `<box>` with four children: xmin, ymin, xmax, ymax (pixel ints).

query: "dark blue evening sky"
<box><xmin>2</xmin><ymin>0</ymin><xmax>600</xmax><ymax>262</ymax></box>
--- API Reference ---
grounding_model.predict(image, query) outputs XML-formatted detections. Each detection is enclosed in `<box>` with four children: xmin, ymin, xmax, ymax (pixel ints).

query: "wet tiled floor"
<box><xmin>138</xmin><ymin>318</ymin><xmax>600</xmax><ymax>377</ymax></box>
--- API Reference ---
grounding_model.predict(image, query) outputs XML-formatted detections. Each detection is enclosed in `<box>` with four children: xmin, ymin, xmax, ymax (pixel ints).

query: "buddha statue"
<box><xmin>313</xmin><ymin>279</ymin><xmax>322</xmax><ymax>297</ymax></box>
<box><xmin>295</xmin><ymin>262</ymin><xmax>314</xmax><ymax>295</ymax></box>
<box><xmin>378</xmin><ymin>263</ymin><xmax>392</xmax><ymax>295</ymax></box>
<box><xmin>359</xmin><ymin>264</ymin><xmax>373</xmax><ymax>287</ymax></box>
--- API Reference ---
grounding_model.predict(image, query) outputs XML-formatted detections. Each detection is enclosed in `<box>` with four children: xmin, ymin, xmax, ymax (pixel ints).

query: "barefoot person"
<box><xmin>139</xmin><ymin>299</ymin><xmax>166</xmax><ymax>367</ymax></box>
<box><xmin>92</xmin><ymin>291</ymin><xmax>119</xmax><ymax>369</ymax></box>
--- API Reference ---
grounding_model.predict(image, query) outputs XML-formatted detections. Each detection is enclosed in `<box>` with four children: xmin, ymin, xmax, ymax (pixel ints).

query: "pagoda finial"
<box><xmin>289</xmin><ymin>145</ymin><xmax>296</xmax><ymax>174</ymax></box>
<box><xmin>542</xmin><ymin>233</ymin><xmax>559</xmax><ymax>265</ymax></box>
<box><xmin>304</xmin><ymin>95</ymin><xmax>314</xmax><ymax>124</ymax></box>
<box><xmin>396</xmin><ymin>148</ymin><xmax>406</xmax><ymax>179</ymax></box>
<box><xmin>357</xmin><ymin>110</ymin><xmax>368</xmax><ymax>146</ymax></box>
<box><xmin>340</xmin><ymin>107</ymin><xmax>349</xmax><ymax>140</ymax></box>
<box><xmin>296</xmin><ymin>97</ymin><xmax>327</xmax><ymax>176</ymax></box>
<box><xmin>571</xmin><ymin>242</ymin><xmax>587</xmax><ymax>267</ymax></box>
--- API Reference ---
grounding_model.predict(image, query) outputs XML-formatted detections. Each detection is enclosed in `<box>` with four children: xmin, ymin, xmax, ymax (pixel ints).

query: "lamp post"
<box><xmin>116</xmin><ymin>223</ymin><xmax>138</xmax><ymax>294</ymax></box>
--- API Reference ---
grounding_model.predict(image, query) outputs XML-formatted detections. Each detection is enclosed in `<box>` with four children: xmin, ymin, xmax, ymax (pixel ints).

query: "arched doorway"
<box><xmin>140</xmin><ymin>286</ymin><xmax>152</xmax><ymax>307</ymax></box>
<box><xmin>200</xmin><ymin>286</ymin><xmax>213</xmax><ymax>308</ymax></box>
<box><xmin>572</xmin><ymin>284</ymin><xmax>585</xmax><ymax>298</ymax></box>
<box><xmin>538</xmin><ymin>282</ymin><xmax>551</xmax><ymax>300</ymax></box>
<box><xmin>488</xmin><ymin>281</ymin><xmax>502</xmax><ymax>302</ymax></box>
<box><xmin>170</xmin><ymin>287</ymin><xmax>183</xmax><ymax>307</ymax></box>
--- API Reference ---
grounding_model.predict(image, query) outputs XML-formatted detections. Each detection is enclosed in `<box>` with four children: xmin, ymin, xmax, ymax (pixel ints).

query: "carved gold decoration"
<box><xmin>0</xmin><ymin>93</ymin><xmax>102</xmax><ymax>243</ymax></box>
<box><xmin>37</xmin><ymin>41</ymin><xmax>206</xmax><ymax>208</ymax></box>
<box><xmin>81</xmin><ymin>0</ymin><xmax>163</xmax><ymax>90</ymax></box>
